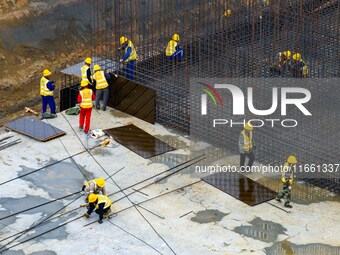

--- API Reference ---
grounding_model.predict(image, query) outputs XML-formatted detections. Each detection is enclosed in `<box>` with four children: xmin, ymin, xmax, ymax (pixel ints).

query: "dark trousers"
<box><xmin>168</xmin><ymin>48</ymin><xmax>184</xmax><ymax>62</ymax></box>
<box><xmin>95</xmin><ymin>87</ymin><xmax>109</xmax><ymax>110</ymax></box>
<box><xmin>126</xmin><ymin>60</ymin><xmax>136</xmax><ymax>80</ymax></box>
<box><xmin>240</xmin><ymin>152</ymin><xmax>255</xmax><ymax>168</ymax></box>
<box><xmin>95</xmin><ymin>206</ymin><xmax>111</xmax><ymax>220</ymax></box>
<box><xmin>79</xmin><ymin>107</ymin><xmax>92</xmax><ymax>133</ymax></box>
<box><xmin>41</xmin><ymin>96</ymin><xmax>56</xmax><ymax>114</ymax></box>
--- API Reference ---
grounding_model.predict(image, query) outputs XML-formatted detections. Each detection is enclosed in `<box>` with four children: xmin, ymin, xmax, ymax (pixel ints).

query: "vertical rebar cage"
<box><xmin>90</xmin><ymin>0</ymin><xmax>340</xmax><ymax>192</ymax></box>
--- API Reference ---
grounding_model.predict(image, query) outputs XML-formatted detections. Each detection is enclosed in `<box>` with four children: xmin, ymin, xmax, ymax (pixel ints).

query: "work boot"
<box><xmin>284</xmin><ymin>202</ymin><xmax>292</xmax><ymax>208</ymax></box>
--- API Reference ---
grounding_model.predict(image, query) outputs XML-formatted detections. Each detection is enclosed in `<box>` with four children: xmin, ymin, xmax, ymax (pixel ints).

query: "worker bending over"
<box><xmin>82</xmin><ymin>178</ymin><xmax>106</xmax><ymax>202</ymax></box>
<box><xmin>165</xmin><ymin>33</ymin><xmax>184</xmax><ymax>63</ymax></box>
<box><xmin>84</xmin><ymin>194</ymin><xmax>112</xmax><ymax>224</ymax></box>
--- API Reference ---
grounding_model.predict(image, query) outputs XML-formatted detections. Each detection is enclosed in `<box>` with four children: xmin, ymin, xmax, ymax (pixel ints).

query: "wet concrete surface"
<box><xmin>191</xmin><ymin>209</ymin><xmax>229</xmax><ymax>224</ymax></box>
<box><xmin>2</xmin><ymin>250</ymin><xmax>25</xmax><ymax>255</ymax></box>
<box><xmin>19</xmin><ymin>161</ymin><xmax>94</xmax><ymax>199</ymax></box>
<box><xmin>233</xmin><ymin>217</ymin><xmax>287</xmax><ymax>243</ymax></box>
<box><xmin>0</xmin><ymin>196</ymin><xmax>64</xmax><ymax>227</ymax></box>
<box><xmin>29</xmin><ymin>251</ymin><xmax>57</xmax><ymax>255</ymax></box>
<box><xmin>265</xmin><ymin>240</ymin><xmax>340</xmax><ymax>255</ymax></box>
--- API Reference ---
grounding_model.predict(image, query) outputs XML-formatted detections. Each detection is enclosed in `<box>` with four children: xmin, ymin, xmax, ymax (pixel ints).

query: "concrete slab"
<box><xmin>0</xmin><ymin>107</ymin><xmax>339</xmax><ymax>254</ymax></box>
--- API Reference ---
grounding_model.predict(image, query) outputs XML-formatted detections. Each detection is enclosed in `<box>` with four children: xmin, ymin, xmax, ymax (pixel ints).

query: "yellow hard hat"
<box><xmin>85</xmin><ymin>57</ymin><xmax>92</xmax><ymax>64</ymax></box>
<box><xmin>88</xmin><ymin>194</ymin><xmax>98</xmax><ymax>203</ymax></box>
<box><xmin>43</xmin><ymin>69</ymin><xmax>51</xmax><ymax>77</ymax></box>
<box><xmin>172</xmin><ymin>34</ymin><xmax>180</xmax><ymax>41</ymax></box>
<box><xmin>93</xmin><ymin>64</ymin><xmax>101</xmax><ymax>72</ymax></box>
<box><xmin>287</xmin><ymin>155</ymin><xmax>297</xmax><ymax>164</ymax></box>
<box><xmin>283</xmin><ymin>50</ymin><xmax>291</xmax><ymax>59</ymax></box>
<box><xmin>224</xmin><ymin>9</ymin><xmax>232</xmax><ymax>16</ymax></box>
<box><xmin>292</xmin><ymin>53</ymin><xmax>302</xmax><ymax>61</ymax></box>
<box><xmin>120</xmin><ymin>36</ymin><xmax>128</xmax><ymax>44</ymax></box>
<box><xmin>96</xmin><ymin>178</ymin><xmax>105</xmax><ymax>188</ymax></box>
<box><xmin>80</xmin><ymin>80</ymin><xmax>88</xmax><ymax>87</ymax></box>
<box><xmin>244</xmin><ymin>123</ymin><xmax>253</xmax><ymax>131</ymax></box>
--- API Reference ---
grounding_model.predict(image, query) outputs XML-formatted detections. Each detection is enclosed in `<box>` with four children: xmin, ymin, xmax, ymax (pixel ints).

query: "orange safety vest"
<box><xmin>40</xmin><ymin>76</ymin><xmax>53</xmax><ymax>96</ymax></box>
<box><xmin>93</xmin><ymin>70</ymin><xmax>109</xmax><ymax>90</ymax></box>
<box><xmin>79</xmin><ymin>88</ymin><xmax>93</xmax><ymax>108</ymax></box>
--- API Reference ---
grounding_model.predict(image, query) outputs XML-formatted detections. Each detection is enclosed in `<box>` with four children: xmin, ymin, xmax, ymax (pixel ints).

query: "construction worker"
<box><xmin>276</xmin><ymin>155</ymin><xmax>297</xmax><ymax>208</ymax></box>
<box><xmin>40</xmin><ymin>69</ymin><xmax>57</xmax><ymax>118</ymax></box>
<box><xmin>165</xmin><ymin>33</ymin><xmax>184</xmax><ymax>63</ymax></box>
<box><xmin>223</xmin><ymin>9</ymin><xmax>232</xmax><ymax>17</ymax></box>
<box><xmin>92</xmin><ymin>64</ymin><xmax>111</xmax><ymax>111</ymax></box>
<box><xmin>239</xmin><ymin>123</ymin><xmax>255</xmax><ymax>169</ymax></box>
<box><xmin>290</xmin><ymin>53</ymin><xmax>309</xmax><ymax>78</ymax></box>
<box><xmin>82</xmin><ymin>177</ymin><xmax>106</xmax><ymax>202</ymax></box>
<box><xmin>270</xmin><ymin>50</ymin><xmax>291</xmax><ymax>76</ymax></box>
<box><xmin>119</xmin><ymin>36</ymin><xmax>137</xmax><ymax>80</ymax></box>
<box><xmin>77</xmin><ymin>80</ymin><xmax>95</xmax><ymax>134</ymax></box>
<box><xmin>260</xmin><ymin>0</ymin><xmax>270</xmax><ymax>6</ymax></box>
<box><xmin>81</xmin><ymin>57</ymin><xmax>93</xmax><ymax>86</ymax></box>
<box><xmin>84</xmin><ymin>194</ymin><xmax>112</xmax><ymax>224</ymax></box>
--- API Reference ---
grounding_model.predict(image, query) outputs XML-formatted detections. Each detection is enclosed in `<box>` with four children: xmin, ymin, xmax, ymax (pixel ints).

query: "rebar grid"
<box><xmin>89</xmin><ymin>0</ymin><xmax>340</xmax><ymax>192</ymax></box>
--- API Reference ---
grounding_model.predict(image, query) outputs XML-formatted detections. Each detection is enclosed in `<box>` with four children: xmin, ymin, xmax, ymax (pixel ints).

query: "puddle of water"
<box><xmin>265</xmin><ymin>240</ymin><xmax>340</xmax><ymax>255</ymax></box>
<box><xmin>151</xmin><ymin>153</ymin><xmax>190</xmax><ymax>173</ymax></box>
<box><xmin>191</xmin><ymin>209</ymin><xmax>229</xmax><ymax>224</ymax></box>
<box><xmin>233</xmin><ymin>217</ymin><xmax>286</xmax><ymax>243</ymax></box>
<box><xmin>29</xmin><ymin>251</ymin><xmax>57</xmax><ymax>255</ymax></box>
<box><xmin>19</xmin><ymin>160</ymin><xmax>94</xmax><ymax>199</ymax></box>
<box><xmin>2</xmin><ymin>250</ymin><xmax>25</xmax><ymax>255</ymax></box>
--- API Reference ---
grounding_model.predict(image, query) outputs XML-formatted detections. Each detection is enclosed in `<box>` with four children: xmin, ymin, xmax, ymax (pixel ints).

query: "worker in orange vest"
<box><xmin>77</xmin><ymin>80</ymin><xmax>96</xmax><ymax>134</ymax></box>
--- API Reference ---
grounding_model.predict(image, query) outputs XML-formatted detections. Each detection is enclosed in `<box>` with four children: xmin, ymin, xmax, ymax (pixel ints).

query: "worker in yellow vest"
<box><xmin>83</xmin><ymin>194</ymin><xmax>112</xmax><ymax>224</ymax></box>
<box><xmin>270</xmin><ymin>50</ymin><xmax>291</xmax><ymax>77</ymax></box>
<box><xmin>239</xmin><ymin>123</ymin><xmax>255</xmax><ymax>169</ymax></box>
<box><xmin>92</xmin><ymin>64</ymin><xmax>111</xmax><ymax>111</ymax></box>
<box><xmin>119</xmin><ymin>36</ymin><xmax>137</xmax><ymax>80</ymax></box>
<box><xmin>276</xmin><ymin>155</ymin><xmax>297</xmax><ymax>208</ymax></box>
<box><xmin>77</xmin><ymin>80</ymin><xmax>95</xmax><ymax>134</ymax></box>
<box><xmin>40</xmin><ymin>69</ymin><xmax>57</xmax><ymax>118</ymax></box>
<box><xmin>80</xmin><ymin>57</ymin><xmax>93</xmax><ymax>86</ymax></box>
<box><xmin>290</xmin><ymin>53</ymin><xmax>309</xmax><ymax>78</ymax></box>
<box><xmin>165</xmin><ymin>33</ymin><xmax>183</xmax><ymax>63</ymax></box>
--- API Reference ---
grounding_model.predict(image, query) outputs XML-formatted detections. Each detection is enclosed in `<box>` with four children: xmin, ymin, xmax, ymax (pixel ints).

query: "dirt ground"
<box><xmin>0</xmin><ymin>0</ymin><xmax>91</xmax><ymax>126</ymax></box>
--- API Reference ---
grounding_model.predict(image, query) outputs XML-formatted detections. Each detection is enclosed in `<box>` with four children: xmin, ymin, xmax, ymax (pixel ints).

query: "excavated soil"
<box><xmin>0</xmin><ymin>0</ymin><xmax>92</xmax><ymax>126</ymax></box>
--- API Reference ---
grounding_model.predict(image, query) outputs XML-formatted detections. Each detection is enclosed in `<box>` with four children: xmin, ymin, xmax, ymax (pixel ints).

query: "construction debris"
<box><xmin>25</xmin><ymin>107</ymin><xmax>38</xmax><ymax>116</ymax></box>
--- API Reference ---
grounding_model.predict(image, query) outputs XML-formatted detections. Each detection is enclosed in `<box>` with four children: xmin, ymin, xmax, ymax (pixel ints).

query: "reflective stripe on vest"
<box><xmin>40</xmin><ymin>77</ymin><xmax>53</xmax><ymax>96</ymax></box>
<box><xmin>125</xmin><ymin>40</ymin><xmax>137</xmax><ymax>62</ymax></box>
<box><xmin>85</xmin><ymin>180</ymin><xmax>97</xmax><ymax>190</ymax></box>
<box><xmin>95</xmin><ymin>195</ymin><xmax>112</xmax><ymax>210</ymax></box>
<box><xmin>241</xmin><ymin>130</ymin><xmax>253</xmax><ymax>152</ymax></box>
<box><xmin>93</xmin><ymin>71</ymin><xmax>109</xmax><ymax>90</ymax></box>
<box><xmin>166</xmin><ymin>40</ymin><xmax>177</xmax><ymax>56</ymax></box>
<box><xmin>80</xmin><ymin>88</ymin><xmax>93</xmax><ymax>108</ymax></box>
<box><xmin>81</xmin><ymin>65</ymin><xmax>90</xmax><ymax>83</ymax></box>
